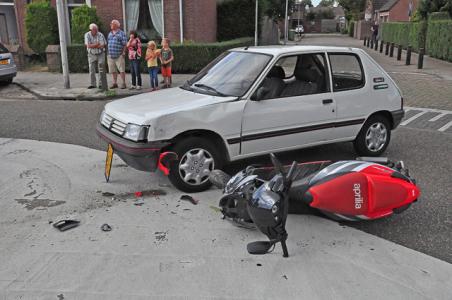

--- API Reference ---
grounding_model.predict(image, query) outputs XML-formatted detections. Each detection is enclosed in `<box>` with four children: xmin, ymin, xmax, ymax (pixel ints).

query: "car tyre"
<box><xmin>354</xmin><ymin>115</ymin><xmax>391</xmax><ymax>157</ymax></box>
<box><xmin>168</xmin><ymin>137</ymin><xmax>224</xmax><ymax>193</ymax></box>
<box><xmin>0</xmin><ymin>78</ymin><xmax>13</xmax><ymax>86</ymax></box>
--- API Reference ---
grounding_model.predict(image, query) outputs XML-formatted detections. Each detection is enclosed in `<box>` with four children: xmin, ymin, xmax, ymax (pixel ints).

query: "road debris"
<box><xmin>180</xmin><ymin>195</ymin><xmax>199</xmax><ymax>205</ymax></box>
<box><xmin>53</xmin><ymin>220</ymin><xmax>80</xmax><ymax>232</ymax></box>
<box><xmin>101</xmin><ymin>223</ymin><xmax>112</xmax><ymax>232</ymax></box>
<box><xmin>102</xmin><ymin>192</ymin><xmax>115</xmax><ymax>197</ymax></box>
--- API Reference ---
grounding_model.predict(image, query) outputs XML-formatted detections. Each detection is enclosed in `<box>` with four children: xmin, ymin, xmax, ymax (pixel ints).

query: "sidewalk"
<box><xmin>12</xmin><ymin>72</ymin><xmax>194</xmax><ymax>101</ymax></box>
<box><xmin>1</xmin><ymin>138</ymin><xmax>451</xmax><ymax>299</ymax></box>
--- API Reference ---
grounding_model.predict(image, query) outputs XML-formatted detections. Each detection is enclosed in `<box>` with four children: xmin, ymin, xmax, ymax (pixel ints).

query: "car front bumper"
<box><xmin>391</xmin><ymin>109</ymin><xmax>405</xmax><ymax>128</ymax></box>
<box><xmin>96</xmin><ymin>123</ymin><xmax>171</xmax><ymax>172</ymax></box>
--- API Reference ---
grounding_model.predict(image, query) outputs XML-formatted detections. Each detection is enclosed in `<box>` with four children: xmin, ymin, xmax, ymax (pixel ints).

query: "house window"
<box><xmin>0</xmin><ymin>0</ymin><xmax>18</xmax><ymax>45</ymax></box>
<box><xmin>124</xmin><ymin>0</ymin><xmax>163</xmax><ymax>42</ymax></box>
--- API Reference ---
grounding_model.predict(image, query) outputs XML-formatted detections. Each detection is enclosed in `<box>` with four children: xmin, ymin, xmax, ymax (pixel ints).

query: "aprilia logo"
<box><xmin>353</xmin><ymin>183</ymin><xmax>364</xmax><ymax>209</ymax></box>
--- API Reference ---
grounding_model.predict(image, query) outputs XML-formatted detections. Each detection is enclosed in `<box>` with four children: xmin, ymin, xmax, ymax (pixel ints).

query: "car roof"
<box><xmin>230</xmin><ymin>45</ymin><xmax>361</xmax><ymax>56</ymax></box>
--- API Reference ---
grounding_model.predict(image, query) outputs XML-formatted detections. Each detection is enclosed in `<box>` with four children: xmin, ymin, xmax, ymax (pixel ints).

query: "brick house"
<box><xmin>378</xmin><ymin>0</ymin><xmax>418</xmax><ymax>22</ymax></box>
<box><xmin>0</xmin><ymin>0</ymin><xmax>216</xmax><ymax>54</ymax></box>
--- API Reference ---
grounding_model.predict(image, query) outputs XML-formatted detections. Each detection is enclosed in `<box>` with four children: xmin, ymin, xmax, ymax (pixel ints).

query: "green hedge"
<box><xmin>348</xmin><ymin>21</ymin><xmax>355</xmax><ymax>37</ymax></box>
<box><xmin>66</xmin><ymin>37</ymin><xmax>254</xmax><ymax>73</ymax></box>
<box><xmin>25</xmin><ymin>1</ymin><xmax>58</xmax><ymax>54</ymax></box>
<box><xmin>71</xmin><ymin>5</ymin><xmax>103</xmax><ymax>44</ymax></box>
<box><xmin>429</xmin><ymin>11</ymin><xmax>451</xmax><ymax>20</ymax></box>
<box><xmin>217</xmin><ymin>0</ymin><xmax>256</xmax><ymax>41</ymax></box>
<box><xmin>381</xmin><ymin>21</ymin><xmax>427</xmax><ymax>51</ymax></box>
<box><xmin>426</xmin><ymin>20</ymin><xmax>452</xmax><ymax>61</ymax></box>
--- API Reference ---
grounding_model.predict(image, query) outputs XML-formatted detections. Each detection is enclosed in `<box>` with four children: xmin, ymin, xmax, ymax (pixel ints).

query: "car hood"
<box><xmin>104</xmin><ymin>87</ymin><xmax>237</xmax><ymax>125</ymax></box>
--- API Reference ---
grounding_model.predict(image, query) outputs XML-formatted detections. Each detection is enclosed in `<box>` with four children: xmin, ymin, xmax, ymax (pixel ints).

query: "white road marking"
<box><xmin>438</xmin><ymin>121</ymin><xmax>452</xmax><ymax>132</ymax></box>
<box><xmin>429</xmin><ymin>113</ymin><xmax>447</xmax><ymax>122</ymax></box>
<box><xmin>400</xmin><ymin>111</ymin><xmax>427</xmax><ymax>126</ymax></box>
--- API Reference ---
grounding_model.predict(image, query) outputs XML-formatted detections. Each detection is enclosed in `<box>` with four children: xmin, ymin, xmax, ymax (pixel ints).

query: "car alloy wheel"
<box><xmin>365</xmin><ymin>122</ymin><xmax>388</xmax><ymax>152</ymax></box>
<box><xmin>178</xmin><ymin>148</ymin><xmax>215</xmax><ymax>186</ymax></box>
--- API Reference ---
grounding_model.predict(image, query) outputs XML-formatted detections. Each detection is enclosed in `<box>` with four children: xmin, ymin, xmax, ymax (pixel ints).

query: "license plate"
<box><xmin>105</xmin><ymin>144</ymin><xmax>114</xmax><ymax>182</ymax></box>
<box><xmin>0</xmin><ymin>59</ymin><xmax>8</xmax><ymax>65</ymax></box>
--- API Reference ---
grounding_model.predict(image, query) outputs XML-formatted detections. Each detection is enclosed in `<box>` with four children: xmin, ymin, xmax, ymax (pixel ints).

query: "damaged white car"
<box><xmin>97</xmin><ymin>45</ymin><xmax>404</xmax><ymax>192</ymax></box>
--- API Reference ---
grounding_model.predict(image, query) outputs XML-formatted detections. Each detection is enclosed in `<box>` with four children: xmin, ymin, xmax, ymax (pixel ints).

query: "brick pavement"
<box><xmin>296</xmin><ymin>34</ymin><xmax>452</xmax><ymax>110</ymax></box>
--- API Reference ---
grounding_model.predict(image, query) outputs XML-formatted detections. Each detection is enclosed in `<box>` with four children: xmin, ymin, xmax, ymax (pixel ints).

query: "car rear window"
<box><xmin>328</xmin><ymin>53</ymin><xmax>365</xmax><ymax>91</ymax></box>
<box><xmin>0</xmin><ymin>43</ymin><xmax>9</xmax><ymax>54</ymax></box>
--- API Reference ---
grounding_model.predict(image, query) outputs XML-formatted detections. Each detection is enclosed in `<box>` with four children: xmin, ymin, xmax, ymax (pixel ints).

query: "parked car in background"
<box><xmin>0</xmin><ymin>43</ymin><xmax>17</xmax><ymax>85</ymax></box>
<box><xmin>97</xmin><ymin>45</ymin><xmax>404</xmax><ymax>192</ymax></box>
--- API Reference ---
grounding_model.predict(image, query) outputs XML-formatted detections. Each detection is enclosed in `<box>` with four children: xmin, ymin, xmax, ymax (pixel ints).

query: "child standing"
<box><xmin>145</xmin><ymin>41</ymin><xmax>160</xmax><ymax>91</ymax></box>
<box><xmin>126</xmin><ymin>30</ymin><xmax>142</xmax><ymax>90</ymax></box>
<box><xmin>160</xmin><ymin>38</ymin><xmax>174</xmax><ymax>88</ymax></box>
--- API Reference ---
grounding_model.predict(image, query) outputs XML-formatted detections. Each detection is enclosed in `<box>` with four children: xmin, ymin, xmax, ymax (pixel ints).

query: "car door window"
<box><xmin>328</xmin><ymin>53</ymin><xmax>365</xmax><ymax>91</ymax></box>
<box><xmin>255</xmin><ymin>53</ymin><xmax>330</xmax><ymax>101</ymax></box>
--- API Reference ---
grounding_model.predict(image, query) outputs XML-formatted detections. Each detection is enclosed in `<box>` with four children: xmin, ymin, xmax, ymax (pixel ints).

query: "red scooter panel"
<box><xmin>309</xmin><ymin>172</ymin><xmax>370</xmax><ymax>215</ymax></box>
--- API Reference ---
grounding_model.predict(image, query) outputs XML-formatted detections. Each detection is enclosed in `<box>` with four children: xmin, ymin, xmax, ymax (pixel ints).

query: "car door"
<box><xmin>327</xmin><ymin>52</ymin><xmax>369</xmax><ymax>140</ymax></box>
<box><xmin>240</xmin><ymin>52</ymin><xmax>336</xmax><ymax>156</ymax></box>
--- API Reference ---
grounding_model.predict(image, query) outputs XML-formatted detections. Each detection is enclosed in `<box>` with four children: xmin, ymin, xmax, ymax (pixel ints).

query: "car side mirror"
<box><xmin>252</xmin><ymin>86</ymin><xmax>270</xmax><ymax>101</ymax></box>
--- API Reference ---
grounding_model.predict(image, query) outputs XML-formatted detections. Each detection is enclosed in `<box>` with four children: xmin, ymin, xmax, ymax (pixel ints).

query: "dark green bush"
<box><xmin>426</xmin><ymin>20</ymin><xmax>452</xmax><ymax>61</ymax></box>
<box><xmin>25</xmin><ymin>1</ymin><xmax>58</xmax><ymax>54</ymax></box>
<box><xmin>217</xmin><ymin>0</ymin><xmax>256</xmax><ymax>41</ymax></box>
<box><xmin>429</xmin><ymin>11</ymin><xmax>451</xmax><ymax>20</ymax></box>
<box><xmin>71</xmin><ymin>5</ymin><xmax>103</xmax><ymax>44</ymax></box>
<box><xmin>66</xmin><ymin>37</ymin><xmax>254</xmax><ymax>73</ymax></box>
<box><xmin>348</xmin><ymin>21</ymin><xmax>355</xmax><ymax>37</ymax></box>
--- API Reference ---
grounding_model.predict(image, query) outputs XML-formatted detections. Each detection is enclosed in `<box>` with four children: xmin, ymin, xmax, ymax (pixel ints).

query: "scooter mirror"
<box><xmin>247</xmin><ymin>241</ymin><xmax>274</xmax><ymax>255</ymax></box>
<box><xmin>209</xmin><ymin>169</ymin><xmax>231</xmax><ymax>190</ymax></box>
<box><xmin>270</xmin><ymin>153</ymin><xmax>284</xmax><ymax>178</ymax></box>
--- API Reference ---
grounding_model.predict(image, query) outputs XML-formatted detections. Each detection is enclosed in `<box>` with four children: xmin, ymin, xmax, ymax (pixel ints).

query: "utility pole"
<box><xmin>56</xmin><ymin>0</ymin><xmax>70</xmax><ymax>88</ymax></box>
<box><xmin>284</xmin><ymin>0</ymin><xmax>289</xmax><ymax>45</ymax></box>
<box><xmin>255</xmin><ymin>0</ymin><xmax>258</xmax><ymax>46</ymax></box>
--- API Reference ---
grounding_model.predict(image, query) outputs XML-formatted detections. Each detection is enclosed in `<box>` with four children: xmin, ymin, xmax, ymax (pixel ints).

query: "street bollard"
<box><xmin>380</xmin><ymin>40</ymin><xmax>384</xmax><ymax>53</ymax></box>
<box><xmin>364</xmin><ymin>37</ymin><xmax>367</xmax><ymax>46</ymax></box>
<box><xmin>374</xmin><ymin>40</ymin><xmax>379</xmax><ymax>51</ymax></box>
<box><xmin>366</xmin><ymin>37</ymin><xmax>370</xmax><ymax>47</ymax></box>
<box><xmin>385</xmin><ymin>42</ymin><xmax>390</xmax><ymax>55</ymax></box>
<box><xmin>370</xmin><ymin>39</ymin><xmax>374</xmax><ymax>49</ymax></box>
<box><xmin>406</xmin><ymin>46</ymin><xmax>412</xmax><ymax>65</ymax></box>
<box><xmin>397</xmin><ymin>44</ymin><xmax>402</xmax><ymax>61</ymax></box>
<box><xmin>390</xmin><ymin>43</ymin><xmax>395</xmax><ymax>57</ymax></box>
<box><xmin>418</xmin><ymin>48</ymin><xmax>425</xmax><ymax>69</ymax></box>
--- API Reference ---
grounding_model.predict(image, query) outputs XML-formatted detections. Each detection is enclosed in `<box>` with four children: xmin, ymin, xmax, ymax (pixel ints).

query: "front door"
<box><xmin>0</xmin><ymin>14</ymin><xmax>9</xmax><ymax>44</ymax></box>
<box><xmin>240</xmin><ymin>53</ymin><xmax>336</xmax><ymax>156</ymax></box>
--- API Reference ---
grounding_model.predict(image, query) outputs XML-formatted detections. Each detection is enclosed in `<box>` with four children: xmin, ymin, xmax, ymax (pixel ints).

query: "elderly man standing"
<box><xmin>84</xmin><ymin>23</ymin><xmax>106</xmax><ymax>89</ymax></box>
<box><xmin>107</xmin><ymin>20</ymin><xmax>127</xmax><ymax>89</ymax></box>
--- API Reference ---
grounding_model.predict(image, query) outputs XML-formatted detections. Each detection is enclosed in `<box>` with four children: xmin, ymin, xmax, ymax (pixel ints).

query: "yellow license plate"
<box><xmin>105</xmin><ymin>144</ymin><xmax>114</xmax><ymax>182</ymax></box>
<box><xmin>0</xmin><ymin>60</ymin><xmax>8</xmax><ymax>65</ymax></box>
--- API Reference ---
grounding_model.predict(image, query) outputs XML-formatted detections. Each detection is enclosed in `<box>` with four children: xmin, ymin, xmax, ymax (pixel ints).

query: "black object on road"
<box><xmin>53</xmin><ymin>220</ymin><xmax>80</xmax><ymax>232</ymax></box>
<box><xmin>101</xmin><ymin>223</ymin><xmax>112</xmax><ymax>231</ymax></box>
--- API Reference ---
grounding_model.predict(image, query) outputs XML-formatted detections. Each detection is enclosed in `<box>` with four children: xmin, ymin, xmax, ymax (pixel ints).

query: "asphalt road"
<box><xmin>0</xmin><ymin>96</ymin><xmax>451</xmax><ymax>262</ymax></box>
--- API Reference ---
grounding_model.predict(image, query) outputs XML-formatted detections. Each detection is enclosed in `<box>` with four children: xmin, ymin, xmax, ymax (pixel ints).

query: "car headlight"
<box><xmin>124</xmin><ymin>123</ymin><xmax>149</xmax><ymax>142</ymax></box>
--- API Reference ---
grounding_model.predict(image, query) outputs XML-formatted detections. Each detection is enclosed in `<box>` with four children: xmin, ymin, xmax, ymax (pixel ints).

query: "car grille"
<box><xmin>101</xmin><ymin>113</ymin><xmax>127</xmax><ymax>136</ymax></box>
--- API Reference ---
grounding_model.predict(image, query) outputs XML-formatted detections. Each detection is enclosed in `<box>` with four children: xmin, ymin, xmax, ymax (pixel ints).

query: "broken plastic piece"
<box><xmin>101</xmin><ymin>223</ymin><xmax>112</xmax><ymax>231</ymax></box>
<box><xmin>53</xmin><ymin>220</ymin><xmax>80</xmax><ymax>232</ymax></box>
<box><xmin>135</xmin><ymin>191</ymin><xmax>143</xmax><ymax>197</ymax></box>
<box><xmin>158</xmin><ymin>152</ymin><xmax>178</xmax><ymax>176</ymax></box>
<box><xmin>180</xmin><ymin>195</ymin><xmax>199</xmax><ymax>205</ymax></box>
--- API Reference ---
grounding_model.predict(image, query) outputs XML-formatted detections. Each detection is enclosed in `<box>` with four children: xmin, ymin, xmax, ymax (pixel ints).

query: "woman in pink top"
<box><xmin>127</xmin><ymin>30</ymin><xmax>142</xmax><ymax>90</ymax></box>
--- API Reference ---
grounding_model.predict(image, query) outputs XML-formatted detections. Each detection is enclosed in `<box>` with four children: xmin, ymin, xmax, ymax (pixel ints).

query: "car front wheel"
<box><xmin>168</xmin><ymin>137</ymin><xmax>223</xmax><ymax>193</ymax></box>
<box><xmin>354</xmin><ymin>115</ymin><xmax>391</xmax><ymax>156</ymax></box>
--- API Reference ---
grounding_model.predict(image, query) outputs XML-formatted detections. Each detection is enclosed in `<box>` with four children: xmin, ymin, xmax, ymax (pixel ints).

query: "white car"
<box><xmin>97</xmin><ymin>45</ymin><xmax>404</xmax><ymax>192</ymax></box>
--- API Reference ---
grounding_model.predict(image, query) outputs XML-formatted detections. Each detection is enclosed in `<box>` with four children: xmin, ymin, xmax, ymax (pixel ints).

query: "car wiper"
<box><xmin>193</xmin><ymin>83</ymin><xmax>229</xmax><ymax>97</ymax></box>
<box><xmin>181</xmin><ymin>80</ymin><xmax>194</xmax><ymax>92</ymax></box>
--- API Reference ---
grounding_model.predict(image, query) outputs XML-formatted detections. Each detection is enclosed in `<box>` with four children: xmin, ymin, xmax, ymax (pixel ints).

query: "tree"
<box><xmin>261</xmin><ymin>0</ymin><xmax>295</xmax><ymax>20</ymax></box>
<box><xmin>300</xmin><ymin>0</ymin><xmax>313</xmax><ymax>7</ymax></box>
<box><xmin>337</xmin><ymin>0</ymin><xmax>366</xmax><ymax>20</ymax></box>
<box><xmin>318</xmin><ymin>0</ymin><xmax>334</xmax><ymax>7</ymax></box>
<box><xmin>25</xmin><ymin>1</ymin><xmax>58</xmax><ymax>54</ymax></box>
<box><xmin>418</xmin><ymin>0</ymin><xmax>452</xmax><ymax>19</ymax></box>
<box><xmin>71</xmin><ymin>5</ymin><xmax>102</xmax><ymax>44</ymax></box>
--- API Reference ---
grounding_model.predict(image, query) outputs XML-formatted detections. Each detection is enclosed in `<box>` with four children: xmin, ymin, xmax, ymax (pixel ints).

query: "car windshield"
<box><xmin>0</xmin><ymin>43</ymin><xmax>9</xmax><ymax>54</ymax></box>
<box><xmin>186</xmin><ymin>51</ymin><xmax>272</xmax><ymax>97</ymax></box>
